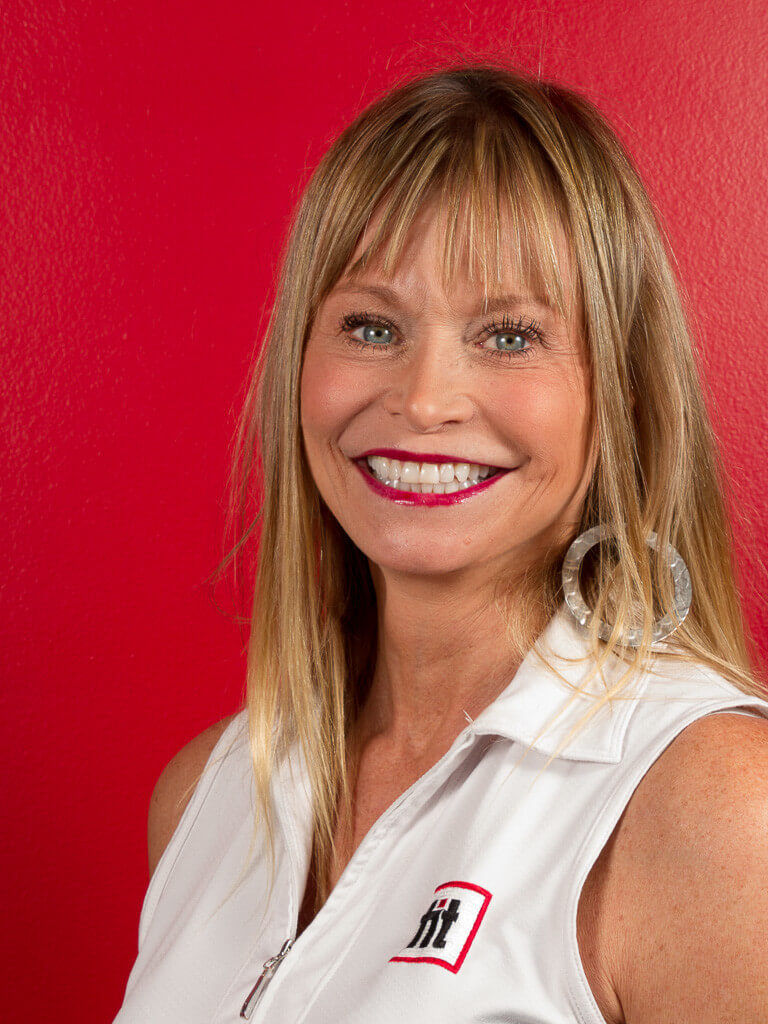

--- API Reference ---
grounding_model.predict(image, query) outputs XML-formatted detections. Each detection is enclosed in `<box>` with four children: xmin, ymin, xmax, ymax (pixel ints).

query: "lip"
<box><xmin>352</xmin><ymin>457</ymin><xmax>514</xmax><ymax>506</ymax></box>
<box><xmin>359</xmin><ymin>447</ymin><xmax>508</xmax><ymax>469</ymax></box>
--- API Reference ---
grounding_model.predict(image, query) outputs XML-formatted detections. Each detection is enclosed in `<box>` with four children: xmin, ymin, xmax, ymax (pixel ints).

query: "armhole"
<box><xmin>136</xmin><ymin>711</ymin><xmax>246</xmax><ymax>950</ymax></box>
<box><xmin>562</xmin><ymin>695</ymin><xmax>768</xmax><ymax>1024</ymax></box>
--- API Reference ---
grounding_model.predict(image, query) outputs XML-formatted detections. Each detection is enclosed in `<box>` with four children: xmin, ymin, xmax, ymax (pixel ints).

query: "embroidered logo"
<box><xmin>389</xmin><ymin>880</ymin><xmax>492</xmax><ymax>973</ymax></box>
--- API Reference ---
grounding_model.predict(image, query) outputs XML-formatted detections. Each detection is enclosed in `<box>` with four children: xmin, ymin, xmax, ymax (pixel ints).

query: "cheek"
<box><xmin>300</xmin><ymin>345</ymin><xmax>372</xmax><ymax>451</ymax></box>
<box><xmin>490</xmin><ymin>374</ymin><xmax>591</xmax><ymax>467</ymax></box>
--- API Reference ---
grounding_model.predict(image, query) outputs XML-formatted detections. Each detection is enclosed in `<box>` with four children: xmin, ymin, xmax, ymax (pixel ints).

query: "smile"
<box><xmin>353</xmin><ymin>455</ymin><xmax>513</xmax><ymax>506</ymax></box>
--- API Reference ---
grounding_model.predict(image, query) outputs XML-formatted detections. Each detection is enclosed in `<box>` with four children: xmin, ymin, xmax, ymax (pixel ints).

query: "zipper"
<box><xmin>237</xmin><ymin>746</ymin><xmax>310</xmax><ymax>1021</ymax></box>
<box><xmin>239</xmin><ymin>938</ymin><xmax>294</xmax><ymax>1019</ymax></box>
<box><xmin>239</xmin><ymin>725</ymin><xmax>477</xmax><ymax>1021</ymax></box>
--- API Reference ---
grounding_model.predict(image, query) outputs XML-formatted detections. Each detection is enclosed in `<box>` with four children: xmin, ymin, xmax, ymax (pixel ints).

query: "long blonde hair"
<box><xmin>212</xmin><ymin>57</ymin><xmax>767</xmax><ymax>921</ymax></box>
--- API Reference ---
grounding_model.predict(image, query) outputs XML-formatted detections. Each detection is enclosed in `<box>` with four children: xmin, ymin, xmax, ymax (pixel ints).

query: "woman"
<box><xmin>115</xmin><ymin>61</ymin><xmax>768</xmax><ymax>1023</ymax></box>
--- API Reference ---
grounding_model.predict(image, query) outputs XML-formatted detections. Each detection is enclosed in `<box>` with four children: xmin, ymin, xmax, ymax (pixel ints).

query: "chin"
<box><xmin>362</xmin><ymin>537</ymin><xmax>483</xmax><ymax>577</ymax></box>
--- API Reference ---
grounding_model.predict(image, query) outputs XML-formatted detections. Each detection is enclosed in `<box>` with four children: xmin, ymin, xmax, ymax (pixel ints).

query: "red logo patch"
<box><xmin>390</xmin><ymin>880</ymin><xmax>492</xmax><ymax>973</ymax></box>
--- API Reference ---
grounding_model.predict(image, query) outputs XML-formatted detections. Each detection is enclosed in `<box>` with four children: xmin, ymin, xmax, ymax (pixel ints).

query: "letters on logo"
<box><xmin>389</xmin><ymin>880</ymin><xmax>492</xmax><ymax>973</ymax></box>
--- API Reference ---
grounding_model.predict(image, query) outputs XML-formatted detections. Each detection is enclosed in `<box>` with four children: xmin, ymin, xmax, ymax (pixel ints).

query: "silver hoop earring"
<box><xmin>561</xmin><ymin>524</ymin><xmax>692</xmax><ymax>647</ymax></box>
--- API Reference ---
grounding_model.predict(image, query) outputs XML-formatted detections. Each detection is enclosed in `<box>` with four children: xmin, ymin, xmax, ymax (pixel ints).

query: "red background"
<box><xmin>2</xmin><ymin>2</ymin><xmax>767</xmax><ymax>1020</ymax></box>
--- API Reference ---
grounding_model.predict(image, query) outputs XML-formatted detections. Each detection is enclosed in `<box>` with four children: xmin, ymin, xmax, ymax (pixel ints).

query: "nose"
<box><xmin>381</xmin><ymin>332</ymin><xmax>474</xmax><ymax>432</ymax></box>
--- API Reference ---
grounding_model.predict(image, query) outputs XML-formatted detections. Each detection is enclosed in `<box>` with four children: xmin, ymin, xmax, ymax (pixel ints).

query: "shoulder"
<box><xmin>147</xmin><ymin>711</ymin><xmax>241</xmax><ymax>879</ymax></box>
<box><xmin>610</xmin><ymin>709</ymin><xmax>768</xmax><ymax>1023</ymax></box>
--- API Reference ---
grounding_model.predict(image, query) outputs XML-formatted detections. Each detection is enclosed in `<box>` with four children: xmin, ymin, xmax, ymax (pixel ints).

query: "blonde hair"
<box><xmin>211</xmin><ymin>57</ymin><xmax>767</xmax><ymax>923</ymax></box>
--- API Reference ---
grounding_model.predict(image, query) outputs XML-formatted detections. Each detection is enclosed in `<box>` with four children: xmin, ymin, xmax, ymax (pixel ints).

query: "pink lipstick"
<box><xmin>352</xmin><ymin>458</ymin><xmax>513</xmax><ymax>506</ymax></box>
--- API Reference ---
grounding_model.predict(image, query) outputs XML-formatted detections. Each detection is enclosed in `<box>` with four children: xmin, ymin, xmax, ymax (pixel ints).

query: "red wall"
<box><xmin>3</xmin><ymin>1</ymin><xmax>767</xmax><ymax>1020</ymax></box>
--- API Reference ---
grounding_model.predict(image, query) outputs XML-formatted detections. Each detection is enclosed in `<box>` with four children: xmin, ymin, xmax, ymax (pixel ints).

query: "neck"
<box><xmin>355</xmin><ymin>563</ymin><xmax>550</xmax><ymax>758</ymax></box>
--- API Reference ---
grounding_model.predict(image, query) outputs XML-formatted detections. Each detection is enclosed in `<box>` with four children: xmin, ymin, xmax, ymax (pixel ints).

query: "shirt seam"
<box><xmin>562</xmin><ymin>695</ymin><xmax>768</xmax><ymax>1024</ymax></box>
<box><xmin>136</xmin><ymin>711</ymin><xmax>246</xmax><ymax>950</ymax></box>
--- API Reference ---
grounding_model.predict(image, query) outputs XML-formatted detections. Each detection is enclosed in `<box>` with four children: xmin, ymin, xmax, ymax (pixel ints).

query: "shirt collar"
<box><xmin>468</xmin><ymin>600</ymin><xmax>652</xmax><ymax>763</ymax></box>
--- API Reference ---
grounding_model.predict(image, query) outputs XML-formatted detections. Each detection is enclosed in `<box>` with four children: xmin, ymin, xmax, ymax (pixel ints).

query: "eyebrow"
<box><xmin>330</xmin><ymin>281</ymin><xmax>556</xmax><ymax>316</ymax></box>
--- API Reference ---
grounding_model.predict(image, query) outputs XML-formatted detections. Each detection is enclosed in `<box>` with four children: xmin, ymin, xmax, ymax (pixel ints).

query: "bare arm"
<box><xmin>614</xmin><ymin>712</ymin><xmax>768</xmax><ymax>1023</ymax></box>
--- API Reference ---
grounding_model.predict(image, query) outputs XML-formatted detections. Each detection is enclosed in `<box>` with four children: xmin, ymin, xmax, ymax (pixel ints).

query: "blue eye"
<box><xmin>479</xmin><ymin>313</ymin><xmax>544</xmax><ymax>361</ymax></box>
<box><xmin>490</xmin><ymin>332</ymin><xmax>528</xmax><ymax>354</ymax></box>
<box><xmin>339</xmin><ymin>311</ymin><xmax>397</xmax><ymax>350</ymax></box>
<box><xmin>337</xmin><ymin>309</ymin><xmax>545</xmax><ymax>361</ymax></box>
<box><xmin>359</xmin><ymin>323</ymin><xmax>393</xmax><ymax>346</ymax></box>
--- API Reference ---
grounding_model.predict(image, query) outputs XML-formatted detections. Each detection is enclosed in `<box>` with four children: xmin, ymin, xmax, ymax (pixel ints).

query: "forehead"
<box><xmin>336</xmin><ymin>192</ymin><xmax>579</xmax><ymax>324</ymax></box>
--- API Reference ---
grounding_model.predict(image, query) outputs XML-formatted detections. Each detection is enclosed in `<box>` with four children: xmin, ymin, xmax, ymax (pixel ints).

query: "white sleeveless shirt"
<box><xmin>114</xmin><ymin>602</ymin><xmax>768</xmax><ymax>1024</ymax></box>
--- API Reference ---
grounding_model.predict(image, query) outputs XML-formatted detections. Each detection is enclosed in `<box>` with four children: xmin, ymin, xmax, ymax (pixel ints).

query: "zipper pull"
<box><xmin>239</xmin><ymin>938</ymin><xmax>294</xmax><ymax>1019</ymax></box>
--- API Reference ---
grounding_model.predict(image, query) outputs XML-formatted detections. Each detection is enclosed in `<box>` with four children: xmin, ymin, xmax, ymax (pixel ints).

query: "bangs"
<box><xmin>340</xmin><ymin>118</ymin><xmax>576</xmax><ymax>324</ymax></box>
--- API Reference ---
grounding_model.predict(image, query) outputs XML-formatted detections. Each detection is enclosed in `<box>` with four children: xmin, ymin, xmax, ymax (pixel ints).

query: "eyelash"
<box><xmin>337</xmin><ymin>309</ymin><xmax>545</xmax><ymax>361</ymax></box>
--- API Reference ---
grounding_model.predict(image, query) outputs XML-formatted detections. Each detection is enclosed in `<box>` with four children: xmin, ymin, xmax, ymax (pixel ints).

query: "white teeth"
<box><xmin>400</xmin><ymin>461</ymin><xmax>420</xmax><ymax>483</ymax></box>
<box><xmin>365</xmin><ymin>456</ymin><xmax>497</xmax><ymax>493</ymax></box>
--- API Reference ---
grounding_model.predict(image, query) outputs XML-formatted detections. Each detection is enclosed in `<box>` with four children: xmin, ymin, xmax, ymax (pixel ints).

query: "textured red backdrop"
<box><xmin>3</xmin><ymin>1</ymin><xmax>767</xmax><ymax>1020</ymax></box>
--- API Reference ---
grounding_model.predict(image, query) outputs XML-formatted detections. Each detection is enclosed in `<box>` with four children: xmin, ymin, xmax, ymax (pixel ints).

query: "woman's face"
<box><xmin>300</xmin><ymin>199</ymin><xmax>598</xmax><ymax>583</ymax></box>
